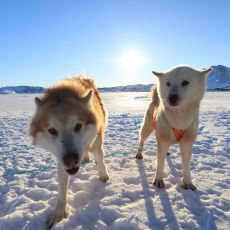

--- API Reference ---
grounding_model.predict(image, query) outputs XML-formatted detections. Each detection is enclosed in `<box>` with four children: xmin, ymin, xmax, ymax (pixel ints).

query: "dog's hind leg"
<box><xmin>179</xmin><ymin>142</ymin><xmax>197</xmax><ymax>190</ymax></box>
<box><xmin>48</xmin><ymin>162</ymin><xmax>69</xmax><ymax>228</ymax></box>
<box><xmin>153</xmin><ymin>141</ymin><xmax>170</xmax><ymax>188</ymax></box>
<box><xmin>136</xmin><ymin>101</ymin><xmax>155</xmax><ymax>159</ymax></box>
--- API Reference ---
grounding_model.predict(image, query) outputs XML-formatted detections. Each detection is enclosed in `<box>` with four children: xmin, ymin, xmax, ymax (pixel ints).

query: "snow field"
<box><xmin>0</xmin><ymin>92</ymin><xmax>229</xmax><ymax>229</ymax></box>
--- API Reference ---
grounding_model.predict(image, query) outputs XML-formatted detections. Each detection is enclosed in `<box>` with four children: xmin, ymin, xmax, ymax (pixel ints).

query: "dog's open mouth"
<box><xmin>65</xmin><ymin>166</ymin><xmax>80</xmax><ymax>175</ymax></box>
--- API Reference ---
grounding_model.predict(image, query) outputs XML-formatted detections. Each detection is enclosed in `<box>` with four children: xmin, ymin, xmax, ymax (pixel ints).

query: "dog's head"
<box><xmin>153</xmin><ymin>66</ymin><xmax>213</xmax><ymax>108</ymax></box>
<box><xmin>30</xmin><ymin>89</ymin><xmax>98</xmax><ymax>175</ymax></box>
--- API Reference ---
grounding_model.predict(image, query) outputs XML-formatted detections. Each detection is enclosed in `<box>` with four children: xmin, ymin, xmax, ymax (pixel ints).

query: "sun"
<box><xmin>120</xmin><ymin>49</ymin><xmax>144</xmax><ymax>71</ymax></box>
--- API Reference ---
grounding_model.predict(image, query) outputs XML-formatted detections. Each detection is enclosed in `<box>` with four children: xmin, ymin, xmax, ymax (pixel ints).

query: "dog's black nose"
<box><xmin>62</xmin><ymin>153</ymin><xmax>79</xmax><ymax>169</ymax></box>
<box><xmin>168</xmin><ymin>94</ymin><xmax>179</xmax><ymax>106</ymax></box>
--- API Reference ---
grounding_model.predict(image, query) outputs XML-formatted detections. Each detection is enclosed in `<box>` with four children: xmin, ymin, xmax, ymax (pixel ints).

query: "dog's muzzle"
<box><xmin>62</xmin><ymin>153</ymin><xmax>80</xmax><ymax>175</ymax></box>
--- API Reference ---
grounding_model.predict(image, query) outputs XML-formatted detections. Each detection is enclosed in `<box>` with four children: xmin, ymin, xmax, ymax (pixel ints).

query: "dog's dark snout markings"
<box><xmin>62</xmin><ymin>153</ymin><xmax>80</xmax><ymax>175</ymax></box>
<box><xmin>62</xmin><ymin>153</ymin><xmax>79</xmax><ymax>168</ymax></box>
<box><xmin>168</xmin><ymin>94</ymin><xmax>179</xmax><ymax>105</ymax></box>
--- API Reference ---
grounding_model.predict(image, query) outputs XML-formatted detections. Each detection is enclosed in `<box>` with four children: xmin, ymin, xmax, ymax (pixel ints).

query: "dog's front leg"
<box><xmin>94</xmin><ymin>148</ymin><xmax>109</xmax><ymax>182</ymax></box>
<box><xmin>83</xmin><ymin>151</ymin><xmax>90</xmax><ymax>162</ymax></box>
<box><xmin>153</xmin><ymin>141</ymin><xmax>169</xmax><ymax>188</ymax></box>
<box><xmin>179</xmin><ymin>142</ymin><xmax>197</xmax><ymax>190</ymax></box>
<box><xmin>48</xmin><ymin>162</ymin><xmax>69</xmax><ymax>228</ymax></box>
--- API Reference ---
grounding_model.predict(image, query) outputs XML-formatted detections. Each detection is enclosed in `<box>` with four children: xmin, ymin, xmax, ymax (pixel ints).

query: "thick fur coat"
<box><xmin>136</xmin><ymin>66</ymin><xmax>213</xmax><ymax>190</ymax></box>
<box><xmin>30</xmin><ymin>76</ymin><xmax>109</xmax><ymax>228</ymax></box>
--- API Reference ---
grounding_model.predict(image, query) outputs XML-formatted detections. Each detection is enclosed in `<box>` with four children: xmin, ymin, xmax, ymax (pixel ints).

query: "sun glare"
<box><xmin>120</xmin><ymin>49</ymin><xmax>144</xmax><ymax>71</ymax></box>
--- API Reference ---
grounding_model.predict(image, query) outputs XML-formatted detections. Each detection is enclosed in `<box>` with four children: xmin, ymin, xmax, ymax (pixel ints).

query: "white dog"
<box><xmin>136</xmin><ymin>66</ymin><xmax>212</xmax><ymax>190</ymax></box>
<box><xmin>30</xmin><ymin>77</ymin><xmax>109</xmax><ymax>228</ymax></box>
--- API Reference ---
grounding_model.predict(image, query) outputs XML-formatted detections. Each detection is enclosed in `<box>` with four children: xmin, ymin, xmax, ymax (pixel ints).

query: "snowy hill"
<box><xmin>0</xmin><ymin>84</ymin><xmax>154</xmax><ymax>94</ymax></box>
<box><xmin>0</xmin><ymin>86</ymin><xmax>44</xmax><ymax>94</ymax></box>
<box><xmin>0</xmin><ymin>65</ymin><xmax>229</xmax><ymax>94</ymax></box>
<box><xmin>99</xmin><ymin>84</ymin><xmax>153</xmax><ymax>92</ymax></box>
<box><xmin>208</xmin><ymin>65</ymin><xmax>230</xmax><ymax>90</ymax></box>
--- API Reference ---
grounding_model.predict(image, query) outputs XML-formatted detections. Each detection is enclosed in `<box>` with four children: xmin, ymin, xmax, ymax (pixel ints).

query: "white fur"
<box><xmin>137</xmin><ymin>66</ymin><xmax>213</xmax><ymax>190</ymax></box>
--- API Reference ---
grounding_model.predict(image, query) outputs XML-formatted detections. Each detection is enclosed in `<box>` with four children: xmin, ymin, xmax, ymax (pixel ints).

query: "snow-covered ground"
<box><xmin>0</xmin><ymin>92</ymin><xmax>229</xmax><ymax>230</ymax></box>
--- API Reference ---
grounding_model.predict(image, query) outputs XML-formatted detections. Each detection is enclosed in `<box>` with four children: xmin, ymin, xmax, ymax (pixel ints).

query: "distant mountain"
<box><xmin>208</xmin><ymin>65</ymin><xmax>230</xmax><ymax>90</ymax></box>
<box><xmin>0</xmin><ymin>84</ymin><xmax>154</xmax><ymax>94</ymax></box>
<box><xmin>99</xmin><ymin>84</ymin><xmax>153</xmax><ymax>92</ymax></box>
<box><xmin>0</xmin><ymin>65</ymin><xmax>229</xmax><ymax>94</ymax></box>
<box><xmin>0</xmin><ymin>86</ymin><xmax>44</xmax><ymax>94</ymax></box>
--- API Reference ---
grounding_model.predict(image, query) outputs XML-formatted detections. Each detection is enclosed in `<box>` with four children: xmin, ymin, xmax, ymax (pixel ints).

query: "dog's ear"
<box><xmin>200</xmin><ymin>67</ymin><xmax>213</xmax><ymax>77</ymax></box>
<box><xmin>35</xmin><ymin>97</ymin><xmax>42</xmax><ymax>107</ymax></box>
<box><xmin>82</xmin><ymin>89</ymin><xmax>93</xmax><ymax>104</ymax></box>
<box><xmin>152</xmin><ymin>71</ymin><xmax>164</xmax><ymax>78</ymax></box>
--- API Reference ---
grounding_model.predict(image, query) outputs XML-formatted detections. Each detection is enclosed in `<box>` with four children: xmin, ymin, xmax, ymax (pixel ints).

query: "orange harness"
<box><xmin>152</xmin><ymin>115</ymin><xmax>185</xmax><ymax>141</ymax></box>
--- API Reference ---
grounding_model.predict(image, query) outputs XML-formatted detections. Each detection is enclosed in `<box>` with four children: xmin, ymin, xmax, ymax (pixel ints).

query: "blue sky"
<box><xmin>0</xmin><ymin>0</ymin><xmax>230</xmax><ymax>87</ymax></box>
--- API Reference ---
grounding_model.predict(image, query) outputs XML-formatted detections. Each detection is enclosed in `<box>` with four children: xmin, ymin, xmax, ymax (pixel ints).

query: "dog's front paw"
<box><xmin>153</xmin><ymin>179</ymin><xmax>165</xmax><ymax>188</ymax></box>
<box><xmin>135</xmin><ymin>152</ymin><xmax>143</xmax><ymax>159</ymax></box>
<box><xmin>83</xmin><ymin>156</ymin><xmax>90</xmax><ymax>163</ymax></box>
<box><xmin>181</xmin><ymin>183</ymin><xmax>197</xmax><ymax>191</ymax></box>
<box><xmin>47</xmin><ymin>206</ymin><xmax>68</xmax><ymax>229</ymax></box>
<box><xmin>99</xmin><ymin>171</ymin><xmax>109</xmax><ymax>182</ymax></box>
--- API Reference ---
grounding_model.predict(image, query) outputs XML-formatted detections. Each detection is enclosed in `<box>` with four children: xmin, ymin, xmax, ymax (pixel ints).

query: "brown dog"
<box><xmin>30</xmin><ymin>77</ymin><xmax>109</xmax><ymax>228</ymax></box>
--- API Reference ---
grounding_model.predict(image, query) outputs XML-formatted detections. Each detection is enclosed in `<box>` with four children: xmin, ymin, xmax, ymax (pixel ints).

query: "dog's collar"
<box><xmin>152</xmin><ymin>115</ymin><xmax>185</xmax><ymax>141</ymax></box>
<box><xmin>152</xmin><ymin>115</ymin><xmax>157</xmax><ymax>129</ymax></box>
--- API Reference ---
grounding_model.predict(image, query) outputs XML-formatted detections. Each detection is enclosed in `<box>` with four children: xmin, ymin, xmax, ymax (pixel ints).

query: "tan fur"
<box><xmin>29</xmin><ymin>76</ymin><xmax>109</xmax><ymax>228</ymax></box>
<box><xmin>30</xmin><ymin>76</ymin><xmax>106</xmax><ymax>140</ymax></box>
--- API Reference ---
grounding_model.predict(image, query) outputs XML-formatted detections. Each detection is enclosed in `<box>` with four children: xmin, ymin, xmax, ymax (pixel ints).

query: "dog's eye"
<box><xmin>74</xmin><ymin>123</ymin><xmax>82</xmax><ymax>132</ymax></box>
<box><xmin>48</xmin><ymin>128</ymin><xmax>58</xmax><ymax>136</ymax></box>
<box><xmin>166</xmin><ymin>82</ymin><xmax>171</xmax><ymax>87</ymax></box>
<box><xmin>181</xmin><ymin>81</ymin><xmax>189</xmax><ymax>86</ymax></box>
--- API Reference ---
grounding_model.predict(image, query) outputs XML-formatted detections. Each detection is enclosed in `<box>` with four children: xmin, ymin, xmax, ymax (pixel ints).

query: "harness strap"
<box><xmin>152</xmin><ymin>115</ymin><xmax>157</xmax><ymax>129</ymax></box>
<box><xmin>172</xmin><ymin>128</ymin><xmax>185</xmax><ymax>141</ymax></box>
<box><xmin>152</xmin><ymin>115</ymin><xmax>185</xmax><ymax>141</ymax></box>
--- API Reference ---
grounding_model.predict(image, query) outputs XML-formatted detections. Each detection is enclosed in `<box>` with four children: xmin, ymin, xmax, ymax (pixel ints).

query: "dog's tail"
<box><xmin>151</xmin><ymin>86</ymin><xmax>160</xmax><ymax>109</ymax></box>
